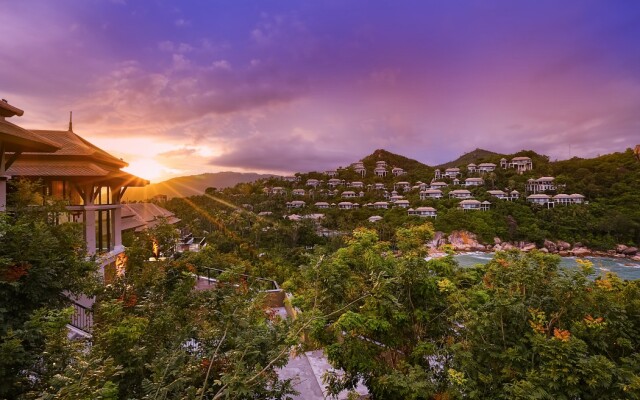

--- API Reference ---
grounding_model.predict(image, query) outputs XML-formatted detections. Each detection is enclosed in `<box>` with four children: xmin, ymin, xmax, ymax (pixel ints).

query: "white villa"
<box><xmin>553</xmin><ymin>193</ymin><xmax>585</xmax><ymax>205</ymax></box>
<box><xmin>338</xmin><ymin>201</ymin><xmax>358</xmax><ymax>210</ymax></box>
<box><xmin>526</xmin><ymin>177</ymin><xmax>556</xmax><ymax>193</ymax></box>
<box><xmin>282</xmin><ymin>175</ymin><xmax>299</xmax><ymax>182</ymax></box>
<box><xmin>420</xmin><ymin>189</ymin><xmax>443</xmax><ymax>199</ymax></box>
<box><xmin>374</xmin><ymin>183</ymin><xmax>386</xmax><ymax>190</ymax></box>
<box><xmin>292</xmin><ymin>189</ymin><xmax>306</xmax><ymax>196</ymax></box>
<box><xmin>376</xmin><ymin>161</ymin><xmax>387</xmax><ymax>168</ymax></box>
<box><xmin>487</xmin><ymin>190</ymin><xmax>508</xmax><ymax>199</ymax></box>
<box><xmin>444</xmin><ymin>167</ymin><xmax>461</xmax><ymax>178</ymax></box>
<box><xmin>314</xmin><ymin>201</ymin><xmax>330</xmax><ymax>209</ymax></box>
<box><xmin>477</xmin><ymin>163</ymin><xmax>497</xmax><ymax>173</ymax></box>
<box><xmin>430</xmin><ymin>181</ymin><xmax>448</xmax><ymax>190</ymax></box>
<box><xmin>325</xmin><ymin>170</ymin><xmax>338</xmax><ymax>177</ymax></box>
<box><xmin>392</xmin><ymin>167</ymin><xmax>406</xmax><ymax>176</ymax></box>
<box><xmin>306</xmin><ymin>179</ymin><xmax>321</xmax><ymax>187</ymax></box>
<box><xmin>434</xmin><ymin>169</ymin><xmax>442</xmax><ymax>179</ymax></box>
<box><xmin>286</xmin><ymin>200</ymin><xmax>306</xmax><ymax>208</ymax></box>
<box><xmin>510</xmin><ymin>190</ymin><xmax>521</xmax><ymax>200</ymax></box>
<box><xmin>368</xmin><ymin>215</ymin><xmax>383</xmax><ymax>223</ymax></box>
<box><xmin>449</xmin><ymin>189</ymin><xmax>473</xmax><ymax>199</ymax></box>
<box><xmin>327</xmin><ymin>178</ymin><xmax>342</xmax><ymax>188</ymax></box>
<box><xmin>394</xmin><ymin>181</ymin><xmax>411</xmax><ymax>191</ymax></box>
<box><xmin>389</xmin><ymin>195</ymin><xmax>404</xmax><ymax>203</ymax></box>
<box><xmin>349</xmin><ymin>181</ymin><xmax>364</xmax><ymax>188</ymax></box>
<box><xmin>374</xmin><ymin>167</ymin><xmax>387</xmax><ymax>177</ymax></box>
<box><xmin>394</xmin><ymin>199</ymin><xmax>410</xmax><ymax>208</ymax></box>
<box><xmin>481</xmin><ymin>201</ymin><xmax>491</xmax><ymax>210</ymax></box>
<box><xmin>341</xmin><ymin>190</ymin><xmax>357</xmax><ymax>198</ymax></box>
<box><xmin>467</xmin><ymin>163</ymin><xmax>477</xmax><ymax>173</ymax></box>
<box><xmin>459</xmin><ymin>199</ymin><xmax>482</xmax><ymax>210</ymax></box>
<box><xmin>452</xmin><ymin>178</ymin><xmax>460</xmax><ymax>185</ymax></box>
<box><xmin>372</xmin><ymin>201</ymin><xmax>389</xmax><ymax>209</ymax></box>
<box><xmin>527</xmin><ymin>194</ymin><xmax>553</xmax><ymax>206</ymax></box>
<box><xmin>501</xmin><ymin>156</ymin><xmax>533</xmax><ymax>172</ymax></box>
<box><xmin>352</xmin><ymin>162</ymin><xmax>366</xmax><ymax>177</ymax></box>
<box><xmin>409</xmin><ymin>206</ymin><xmax>437</xmax><ymax>218</ymax></box>
<box><xmin>465</xmin><ymin>177</ymin><xmax>484</xmax><ymax>186</ymax></box>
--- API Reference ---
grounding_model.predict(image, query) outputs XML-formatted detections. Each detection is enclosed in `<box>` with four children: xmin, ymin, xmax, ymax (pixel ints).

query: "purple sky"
<box><xmin>2</xmin><ymin>1</ymin><xmax>640</xmax><ymax>181</ymax></box>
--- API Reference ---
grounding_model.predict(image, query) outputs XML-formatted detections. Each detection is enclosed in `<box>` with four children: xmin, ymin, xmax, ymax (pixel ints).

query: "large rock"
<box><xmin>633</xmin><ymin>255</ymin><xmax>640</xmax><ymax>262</ymax></box>
<box><xmin>616</xmin><ymin>244</ymin><xmax>628</xmax><ymax>253</ymax></box>
<box><xmin>539</xmin><ymin>248</ymin><xmax>549</xmax><ymax>253</ymax></box>
<box><xmin>557</xmin><ymin>241</ymin><xmax>571</xmax><ymax>251</ymax></box>
<box><xmin>501</xmin><ymin>243</ymin><xmax>516</xmax><ymax>251</ymax></box>
<box><xmin>571</xmin><ymin>247</ymin><xmax>591</xmax><ymax>257</ymax></box>
<box><xmin>573</xmin><ymin>242</ymin><xmax>583</xmax><ymax>249</ymax></box>
<box><xmin>559</xmin><ymin>251</ymin><xmax>569</xmax><ymax>256</ymax></box>
<box><xmin>623</xmin><ymin>247</ymin><xmax>638</xmax><ymax>256</ymax></box>
<box><xmin>494</xmin><ymin>237</ymin><xmax>502</xmax><ymax>245</ymax></box>
<box><xmin>543</xmin><ymin>240</ymin><xmax>557</xmax><ymax>253</ymax></box>
<box><xmin>521</xmin><ymin>243</ymin><xmax>537</xmax><ymax>252</ymax></box>
<box><xmin>428</xmin><ymin>231</ymin><xmax>446</xmax><ymax>249</ymax></box>
<box><xmin>448</xmin><ymin>230</ymin><xmax>481</xmax><ymax>252</ymax></box>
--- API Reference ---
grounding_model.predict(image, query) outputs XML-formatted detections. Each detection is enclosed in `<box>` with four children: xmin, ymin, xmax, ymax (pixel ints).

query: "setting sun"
<box><xmin>123</xmin><ymin>158</ymin><xmax>168</xmax><ymax>182</ymax></box>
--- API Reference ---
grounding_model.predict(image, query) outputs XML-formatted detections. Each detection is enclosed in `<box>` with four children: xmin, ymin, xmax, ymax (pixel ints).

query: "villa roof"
<box><xmin>487</xmin><ymin>190</ymin><xmax>506</xmax><ymax>195</ymax></box>
<box><xmin>465</xmin><ymin>178</ymin><xmax>484</xmax><ymax>182</ymax></box>
<box><xmin>28</xmin><ymin>129</ymin><xmax>127</xmax><ymax>168</ymax></box>
<box><xmin>527</xmin><ymin>194</ymin><xmax>551</xmax><ymax>199</ymax></box>
<box><xmin>512</xmin><ymin>156</ymin><xmax>531</xmax><ymax>161</ymax></box>
<box><xmin>415</xmin><ymin>206</ymin><xmax>436</xmax><ymax>212</ymax></box>
<box><xmin>450</xmin><ymin>189</ymin><xmax>471</xmax><ymax>194</ymax></box>
<box><xmin>121</xmin><ymin>202</ymin><xmax>180</xmax><ymax>232</ymax></box>
<box><xmin>460</xmin><ymin>199</ymin><xmax>481</xmax><ymax>205</ymax></box>
<box><xmin>421</xmin><ymin>189</ymin><xmax>442</xmax><ymax>193</ymax></box>
<box><xmin>554</xmin><ymin>194</ymin><xmax>571</xmax><ymax>199</ymax></box>
<box><xmin>478</xmin><ymin>163</ymin><xmax>497</xmax><ymax>167</ymax></box>
<box><xmin>0</xmin><ymin>101</ymin><xmax>61</xmax><ymax>153</ymax></box>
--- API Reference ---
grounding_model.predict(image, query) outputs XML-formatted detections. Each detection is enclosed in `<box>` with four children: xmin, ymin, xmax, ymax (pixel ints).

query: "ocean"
<box><xmin>453</xmin><ymin>252</ymin><xmax>640</xmax><ymax>281</ymax></box>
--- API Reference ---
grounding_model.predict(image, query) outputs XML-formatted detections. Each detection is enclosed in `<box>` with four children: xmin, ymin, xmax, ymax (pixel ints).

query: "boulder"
<box><xmin>573</xmin><ymin>242</ymin><xmax>583</xmax><ymax>249</ymax></box>
<box><xmin>571</xmin><ymin>247</ymin><xmax>591</xmax><ymax>257</ymax></box>
<box><xmin>493</xmin><ymin>244</ymin><xmax>502</xmax><ymax>251</ymax></box>
<box><xmin>559</xmin><ymin>251</ymin><xmax>569</xmax><ymax>256</ymax></box>
<box><xmin>472</xmin><ymin>244</ymin><xmax>487</xmax><ymax>251</ymax></box>
<box><xmin>607</xmin><ymin>250</ymin><xmax>617</xmax><ymax>256</ymax></box>
<box><xmin>633</xmin><ymin>255</ymin><xmax>640</xmax><ymax>262</ymax></box>
<box><xmin>502</xmin><ymin>243</ymin><xmax>516</xmax><ymax>251</ymax></box>
<box><xmin>557</xmin><ymin>241</ymin><xmax>571</xmax><ymax>251</ymax></box>
<box><xmin>448</xmin><ymin>230</ymin><xmax>481</xmax><ymax>252</ymax></box>
<box><xmin>428</xmin><ymin>231</ymin><xmax>446</xmax><ymax>249</ymax></box>
<box><xmin>539</xmin><ymin>248</ymin><xmax>549</xmax><ymax>253</ymax></box>
<box><xmin>494</xmin><ymin>237</ymin><xmax>502</xmax><ymax>245</ymax></box>
<box><xmin>616</xmin><ymin>244</ymin><xmax>628</xmax><ymax>253</ymax></box>
<box><xmin>623</xmin><ymin>247</ymin><xmax>638</xmax><ymax>256</ymax></box>
<box><xmin>543</xmin><ymin>240</ymin><xmax>557</xmax><ymax>253</ymax></box>
<box><xmin>521</xmin><ymin>243</ymin><xmax>537</xmax><ymax>252</ymax></box>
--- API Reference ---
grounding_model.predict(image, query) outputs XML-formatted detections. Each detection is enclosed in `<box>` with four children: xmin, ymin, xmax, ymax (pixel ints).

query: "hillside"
<box><xmin>123</xmin><ymin>172</ymin><xmax>275</xmax><ymax>201</ymax></box>
<box><xmin>361</xmin><ymin>149</ymin><xmax>430</xmax><ymax>171</ymax></box>
<box><xmin>437</xmin><ymin>148</ymin><xmax>501</xmax><ymax>169</ymax></box>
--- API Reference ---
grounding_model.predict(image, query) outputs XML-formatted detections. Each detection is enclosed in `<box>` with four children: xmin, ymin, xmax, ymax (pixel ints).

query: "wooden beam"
<box><xmin>4</xmin><ymin>151</ymin><xmax>22</xmax><ymax>171</ymax></box>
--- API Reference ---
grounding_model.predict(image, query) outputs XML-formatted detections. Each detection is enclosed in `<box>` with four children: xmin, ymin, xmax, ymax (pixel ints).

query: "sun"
<box><xmin>123</xmin><ymin>158</ymin><xmax>167</xmax><ymax>182</ymax></box>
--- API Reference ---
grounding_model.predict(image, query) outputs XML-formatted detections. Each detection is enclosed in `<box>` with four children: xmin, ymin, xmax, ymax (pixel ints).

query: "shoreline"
<box><xmin>428</xmin><ymin>249</ymin><xmax>640</xmax><ymax>263</ymax></box>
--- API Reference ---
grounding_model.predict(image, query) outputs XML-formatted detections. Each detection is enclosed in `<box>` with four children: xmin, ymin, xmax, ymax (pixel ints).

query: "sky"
<box><xmin>1</xmin><ymin>0</ymin><xmax>640</xmax><ymax>181</ymax></box>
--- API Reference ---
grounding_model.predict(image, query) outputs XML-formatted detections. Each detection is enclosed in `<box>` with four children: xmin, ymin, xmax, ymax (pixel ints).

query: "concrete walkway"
<box><xmin>278</xmin><ymin>350</ymin><xmax>369</xmax><ymax>399</ymax></box>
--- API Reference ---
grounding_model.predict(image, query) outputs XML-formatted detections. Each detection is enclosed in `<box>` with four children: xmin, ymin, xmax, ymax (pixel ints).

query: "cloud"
<box><xmin>208</xmin><ymin>133</ymin><xmax>353</xmax><ymax>173</ymax></box>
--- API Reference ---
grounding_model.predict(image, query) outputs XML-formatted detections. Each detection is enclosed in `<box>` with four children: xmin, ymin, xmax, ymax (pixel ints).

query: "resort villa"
<box><xmin>477</xmin><ymin>163</ymin><xmax>497</xmax><ymax>173</ymax></box>
<box><xmin>444</xmin><ymin>167</ymin><xmax>461</xmax><ymax>178</ymax></box>
<box><xmin>501</xmin><ymin>156</ymin><xmax>533</xmax><ymax>172</ymax></box>
<box><xmin>526</xmin><ymin>177</ymin><xmax>556</xmax><ymax>193</ymax></box>
<box><xmin>449</xmin><ymin>189</ymin><xmax>473</xmax><ymax>199</ymax></box>
<box><xmin>408</xmin><ymin>206</ymin><xmax>437</xmax><ymax>217</ymax></box>
<box><xmin>465</xmin><ymin>177</ymin><xmax>484</xmax><ymax>186</ymax></box>
<box><xmin>1</xmin><ymin>101</ymin><xmax>148</xmax><ymax>278</ymax></box>
<box><xmin>420</xmin><ymin>189</ymin><xmax>443</xmax><ymax>199</ymax></box>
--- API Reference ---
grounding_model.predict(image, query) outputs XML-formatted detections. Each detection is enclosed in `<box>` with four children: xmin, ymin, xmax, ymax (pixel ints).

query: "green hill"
<box><xmin>437</xmin><ymin>148</ymin><xmax>501</xmax><ymax>169</ymax></box>
<box><xmin>361</xmin><ymin>149</ymin><xmax>430</xmax><ymax>171</ymax></box>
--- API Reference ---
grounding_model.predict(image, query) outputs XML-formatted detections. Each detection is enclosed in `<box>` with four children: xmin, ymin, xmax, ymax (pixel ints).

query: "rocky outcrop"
<box><xmin>543</xmin><ymin>240</ymin><xmax>557</xmax><ymax>253</ymax></box>
<box><xmin>571</xmin><ymin>247</ymin><xmax>592</xmax><ymax>257</ymax></box>
<box><xmin>623</xmin><ymin>247</ymin><xmax>638</xmax><ymax>256</ymax></box>
<box><xmin>521</xmin><ymin>243</ymin><xmax>537</xmax><ymax>252</ymax></box>
<box><xmin>447</xmin><ymin>230</ymin><xmax>481</xmax><ymax>251</ymax></box>
<box><xmin>616</xmin><ymin>244</ymin><xmax>628</xmax><ymax>253</ymax></box>
<box><xmin>428</xmin><ymin>231</ymin><xmax>447</xmax><ymax>249</ymax></box>
<box><xmin>556</xmin><ymin>241</ymin><xmax>571</xmax><ymax>251</ymax></box>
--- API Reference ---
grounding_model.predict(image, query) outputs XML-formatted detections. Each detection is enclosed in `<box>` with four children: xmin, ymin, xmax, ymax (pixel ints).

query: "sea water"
<box><xmin>454</xmin><ymin>252</ymin><xmax>640</xmax><ymax>281</ymax></box>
